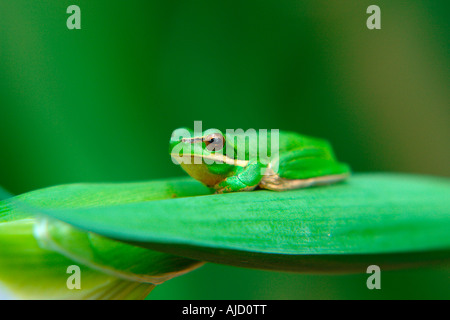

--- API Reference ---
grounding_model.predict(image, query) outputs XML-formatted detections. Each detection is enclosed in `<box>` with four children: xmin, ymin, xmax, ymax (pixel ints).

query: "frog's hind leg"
<box><xmin>259</xmin><ymin>167</ymin><xmax>349</xmax><ymax>191</ymax></box>
<box><xmin>259</xmin><ymin>147</ymin><xmax>350</xmax><ymax>191</ymax></box>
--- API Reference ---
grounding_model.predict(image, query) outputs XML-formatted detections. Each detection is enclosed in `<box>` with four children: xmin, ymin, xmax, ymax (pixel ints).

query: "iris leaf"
<box><xmin>0</xmin><ymin>186</ymin><xmax>13</xmax><ymax>201</ymax></box>
<box><xmin>3</xmin><ymin>173</ymin><xmax>448</xmax><ymax>273</ymax></box>
<box><xmin>0</xmin><ymin>218</ymin><xmax>155</xmax><ymax>299</ymax></box>
<box><xmin>0</xmin><ymin>178</ymin><xmax>209</xmax><ymax>299</ymax></box>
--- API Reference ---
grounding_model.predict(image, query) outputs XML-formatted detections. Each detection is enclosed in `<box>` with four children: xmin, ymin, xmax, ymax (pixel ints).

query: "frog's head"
<box><xmin>170</xmin><ymin>128</ymin><xmax>246</xmax><ymax>187</ymax></box>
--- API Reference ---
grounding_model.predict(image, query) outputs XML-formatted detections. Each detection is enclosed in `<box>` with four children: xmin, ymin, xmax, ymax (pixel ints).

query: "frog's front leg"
<box><xmin>214</xmin><ymin>160</ymin><xmax>266</xmax><ymax>193</ymax></box>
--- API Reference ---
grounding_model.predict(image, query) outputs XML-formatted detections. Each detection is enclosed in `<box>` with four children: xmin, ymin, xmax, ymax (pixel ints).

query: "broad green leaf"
<box><xmin>0</xmin><ymin>178</ymin><xmax>209</xmax><ymax>299</ymax></box>
<box><xmin>35</xmin><ymin>217</ymin><xmax>203</xmax><ymax>284</ymax></box>
<box><xmin>0</xmin><ymin>177</ymin><xmax>211</xmax><ymax>223</ymax></box>
<box><xmin>6</xmin><ymin>173</ymin><xmax>448</xmax><ymax>273</ymax></box>
<box><xmin>0</xmin><ymin>218</ymin><xmax>154</xmax><ymax>300</ymax></box>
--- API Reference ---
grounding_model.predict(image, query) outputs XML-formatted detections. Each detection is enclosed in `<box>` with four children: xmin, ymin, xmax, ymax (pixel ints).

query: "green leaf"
<box><xmin>0</xmin><ymin>178</ymin><xmax>209</xmax><ymax>299</ymax></box>
<box><xmin>0</xmin><ymin>218</ymin><xmax>155</xmax><ymax>299</ymax></box>
<box><xmin>5</xmin><ymin>173</ymin><xmax>448</xmax><ymax>273</ymax></box>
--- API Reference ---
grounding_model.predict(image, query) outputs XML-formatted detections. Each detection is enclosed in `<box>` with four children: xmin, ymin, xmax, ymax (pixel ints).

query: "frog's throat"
<box><xmin>178</xmin><ymin>162</ymin><xmax>225</xmax><ymax>186</ymax></box>
<box><xmin>172</xmin><ymin>153</ymin><xmax>248</xmax><ymax>167</ymax></box>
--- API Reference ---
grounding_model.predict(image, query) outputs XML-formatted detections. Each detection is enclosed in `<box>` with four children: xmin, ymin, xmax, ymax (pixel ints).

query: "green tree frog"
<box><xmin>170</xmin><ymin>128</ymin><xmax>350</xmax><ymax>193</ymax></box>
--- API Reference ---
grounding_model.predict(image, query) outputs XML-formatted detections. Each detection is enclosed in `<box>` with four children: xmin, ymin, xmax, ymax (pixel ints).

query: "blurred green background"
<box><xmin>0</xmin><ymin>1</ymin><xmax>449</xmax><ymax>299</ymax></box>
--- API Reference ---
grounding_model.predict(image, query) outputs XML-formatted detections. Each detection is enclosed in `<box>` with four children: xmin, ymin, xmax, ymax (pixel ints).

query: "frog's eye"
<box><xmin>204</xmin><ymin>133</ymin><xmax>224</xmax><ymax>152</ymax></box>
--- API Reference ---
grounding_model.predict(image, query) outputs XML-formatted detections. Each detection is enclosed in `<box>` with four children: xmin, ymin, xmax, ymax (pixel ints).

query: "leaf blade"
<box><xmin>0</xmin><ymin>178</ymin><xmax>208</xmax><ymax>298</ymax></box>
<box><xmin>3</xmin><ymin>173</ymin><xmax>450</xmax><ymax>272</ymax></box>
<box><xmin>0</xmin><ymin>218</ymin><xmax>155</xmax><ymax>299</ymax></box>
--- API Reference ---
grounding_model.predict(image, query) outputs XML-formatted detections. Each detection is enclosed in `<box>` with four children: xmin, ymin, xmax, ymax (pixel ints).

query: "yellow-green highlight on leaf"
<box><xmin>35</xmin><ymin>217</ymin><xmax>204</xmax><ymax>284</ymax></box>
<box><xmin>0</xmin><ymin>178</ymin><xmax>209</xmax><ymax>299</ymax></box>
<box><xmin>0</xmin><ymin>218</ymin><xmax>154</xmax><ymax>300</ymax></box>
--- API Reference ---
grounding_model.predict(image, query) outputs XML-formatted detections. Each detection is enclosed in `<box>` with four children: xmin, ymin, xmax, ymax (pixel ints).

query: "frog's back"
<box><xmin>277</xmin><ymin>131</ymin><xmax>331</xmax><ymax>152</ymax></box>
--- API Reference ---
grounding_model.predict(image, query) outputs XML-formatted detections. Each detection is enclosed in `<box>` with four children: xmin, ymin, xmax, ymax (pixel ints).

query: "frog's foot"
<box><xmin>214</xmin><ymin>176</ymin><xmax>258</xmax><ymax>194</ymax></box>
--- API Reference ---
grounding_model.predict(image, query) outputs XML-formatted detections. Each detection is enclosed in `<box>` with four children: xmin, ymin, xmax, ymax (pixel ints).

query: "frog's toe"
<box><xmin>214</xmin><ymin>181</ymin><xmax>235</xmax><ymax>193</ymax></box>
